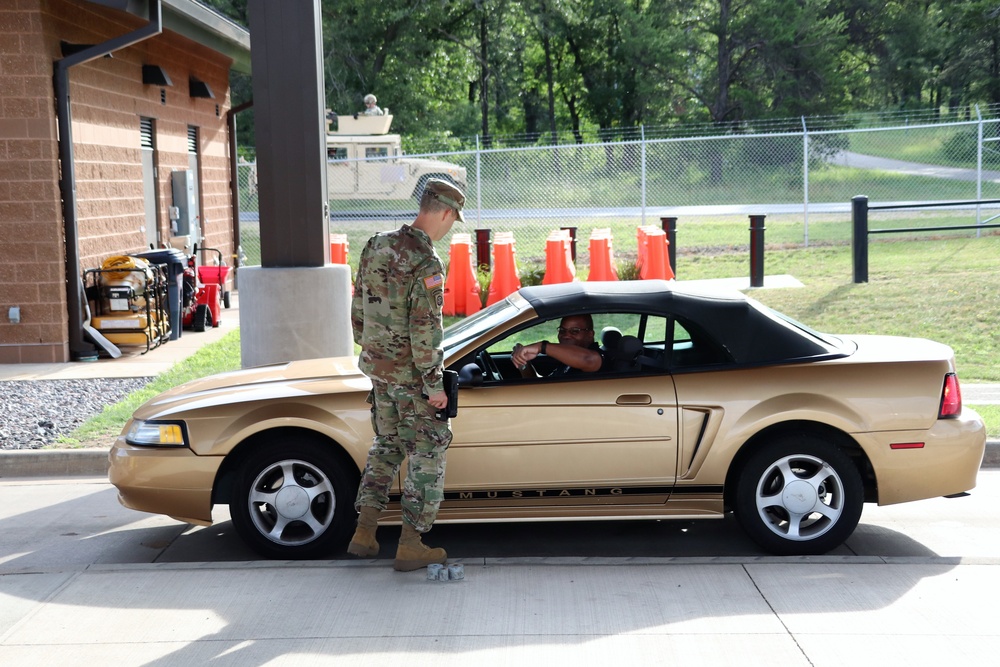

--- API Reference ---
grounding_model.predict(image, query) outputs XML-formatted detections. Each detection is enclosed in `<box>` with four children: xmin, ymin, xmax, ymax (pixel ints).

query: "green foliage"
<box><xmin>616</xmin><ymin>259</ymin><xmax>640</xmax><ymax>281</ymax></box>
<box><xmin>518</xmin><ymin>262</ymin><xmax>547</xmax><ymax>287</ymax></box>
<box><xmin>67</xmin><ymin>330</ymin><xmax>243</xmax><ymax>446</ymax></box>
<box><xmin>204</xmin><ymin>0</ymin><xmax>1000</xmax><ymax>150</ymax></box>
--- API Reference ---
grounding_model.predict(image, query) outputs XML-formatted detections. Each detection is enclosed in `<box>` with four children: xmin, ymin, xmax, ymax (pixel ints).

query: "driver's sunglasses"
<box><xmin>558</xmin><ymin>327</ymin><xmax>592</xmax><ymax>336</ymax></box>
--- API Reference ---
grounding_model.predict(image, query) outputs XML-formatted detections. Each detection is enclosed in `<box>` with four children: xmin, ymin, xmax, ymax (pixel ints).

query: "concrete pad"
<box><xmin>746</xmin><ymin>562</ymin><xmax>998</xmax><ymax>637</ymax></box>
<box><xmin>850</xmin><ymin>476</ymin><xmax>1000</xmax><ymax>558</ymax></box>
<box><xmin>0</xmin><ymin>480</ymin><xmax>186</xmax><ymax>569</ymax></box>
<box><xmin>1</xmin><ymin>564</ymin><xmax>784</xmax><ymax>647</ymax></box>
<box><xmin>0</xmin><ymin>572</ymin><xmax>76</xmax><ymax>636</ymax></box>
<box><xmin>793</xmin><ymin>634</ymin><xmax>1000</xmax><ymax>667</ymax></box>
<box><xmin>0</xmin><ymin>633</ymin><xmax>811</xmax><ymax>665</ymax></box>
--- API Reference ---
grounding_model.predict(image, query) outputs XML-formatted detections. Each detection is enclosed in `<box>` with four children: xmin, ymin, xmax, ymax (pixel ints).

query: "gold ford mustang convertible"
<box><xmin>109</xmin><ymin>280</ymin><xmax>986</xmax><ymax>558</ymax></box>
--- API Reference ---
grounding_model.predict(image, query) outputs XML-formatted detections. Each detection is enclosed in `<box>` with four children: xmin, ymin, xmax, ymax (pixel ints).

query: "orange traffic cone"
<box><xmin>637</xmin><ymin>227</ymin><xmax>674</xmax><ymax>281</ymax></box>
<box><xmin>587</xmin><ymin>228</ymin><xmax>618</xmax><ymax>281</ymax></box>
<box><xmin>486</xmin><ymin>232</ymin><xmax>522</xmax><ymax>306</ymax></box>
<box><xmin>330</xmin><ymin>233</ymin><xmax>353</xmax><ymax>295</ymax></box>
<box><xmin>330</xmin><ymin>233</ymin><xmax>349</xmax><ymax>264</ymax></box>
<box><xmin>542</xmin><ymin>229</ymin><xmax>576</xmax><ymax>285</ymax></box>
<box><xmin>443</xmin><ymin>234</ymin><xmax>482</xmax><ymax>316</ymax></box>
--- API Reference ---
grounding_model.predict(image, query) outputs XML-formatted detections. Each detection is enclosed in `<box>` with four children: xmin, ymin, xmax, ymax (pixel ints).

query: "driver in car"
<box><xmin>511</xmin><ymin>314</ymin><xmax>604</xmax><ymax>376</ymax></box>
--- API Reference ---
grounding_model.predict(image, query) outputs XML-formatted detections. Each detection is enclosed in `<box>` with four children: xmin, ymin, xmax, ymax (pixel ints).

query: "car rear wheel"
<box><xmin>230</xmin><ymin>440</ymin><xmax>357</xmax><ymax>559</ymax></box>
<box><xmin>734</xmin><ymin>435</ymin><xmax>863</xmax><ymax>555</ymax></box>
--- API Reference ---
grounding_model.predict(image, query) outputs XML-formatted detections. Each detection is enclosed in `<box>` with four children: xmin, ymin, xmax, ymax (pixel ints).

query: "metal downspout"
<box><xmin>227</xmin><ymin>99</ymin><xmax>253</xmax><ymax>290</ymax></box>
<box><xmin>54</xmin><ymin>0</ymin><xmax>162</xmax><ymax>360</ymax></box>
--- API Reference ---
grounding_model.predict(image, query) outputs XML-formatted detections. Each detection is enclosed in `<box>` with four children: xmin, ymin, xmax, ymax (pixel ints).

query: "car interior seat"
<box><xmin>612</xmin><ymin>335</ymin><xmax>643</xmax><ymax>372</ymax></box>
<box><xmin>600</xmin><ymin>326</ymin><xmax>623</xmax><ymax>367</ymax></box>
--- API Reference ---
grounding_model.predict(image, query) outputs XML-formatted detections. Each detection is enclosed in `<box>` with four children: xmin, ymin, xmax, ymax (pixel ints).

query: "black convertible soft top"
<box><xmin>517</xmin><ymin>280</ymin><xmax>846</xmax><ymax>364</ymax></box>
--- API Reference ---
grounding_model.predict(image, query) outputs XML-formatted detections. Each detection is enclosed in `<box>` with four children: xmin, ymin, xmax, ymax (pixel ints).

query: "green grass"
<box><xmin>849</xmin><ymin>126</ymin><xmax>1000</xmax><ymax>171</ymax></box>
<box><xmin>57</xmin><ymin>330</ymin><xmax>243</xmax><ymax>447</ymax></box>
<box><xmin>66</xmin><ymin>236</ymin><xmax>1000</xmax><ymax>444</ymax></box>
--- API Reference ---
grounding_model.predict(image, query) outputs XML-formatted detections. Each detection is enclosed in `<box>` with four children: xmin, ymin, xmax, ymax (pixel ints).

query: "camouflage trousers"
<box><xmin>355</xmin><ymin>379</ymin><xmax>453</xmax><ymax>532</ymax></box>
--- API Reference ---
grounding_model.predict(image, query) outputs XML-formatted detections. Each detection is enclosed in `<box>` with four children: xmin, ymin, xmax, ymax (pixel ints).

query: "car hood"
<box><xmin>133</xmin><ymin>356</ymin><xmax>371</xmax><ymax>420</ymax></box>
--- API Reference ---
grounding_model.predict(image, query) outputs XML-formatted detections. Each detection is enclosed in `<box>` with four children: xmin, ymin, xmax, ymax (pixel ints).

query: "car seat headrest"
<box><xmin>601</xmin><ymin>326</ymin><xmax>623</xmax><ymax>350</ymax></box>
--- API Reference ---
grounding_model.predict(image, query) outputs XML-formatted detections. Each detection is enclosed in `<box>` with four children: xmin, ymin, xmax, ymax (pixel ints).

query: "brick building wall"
<box><xmin>0</xmin><ymin>0</ymin><xmax>239</xmax><ymax>363</ymax></box>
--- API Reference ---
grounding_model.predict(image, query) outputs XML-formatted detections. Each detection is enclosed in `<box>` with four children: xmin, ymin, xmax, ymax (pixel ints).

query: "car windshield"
<box><xmin>443</xmin><ymin>293</ymin><xmax>529</xmax><ymax>354</ymax></box>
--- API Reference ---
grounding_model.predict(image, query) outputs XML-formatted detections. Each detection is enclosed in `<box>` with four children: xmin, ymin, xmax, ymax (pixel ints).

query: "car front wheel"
<box><xmin>734</xmin><ymin>435</ymin><xmax>863</xmax><ymax>556</ymax></box>
<box><xmin>230</xmin><ymin>439</ymin><xmax>357</xmax><ymax>559</ymax></box>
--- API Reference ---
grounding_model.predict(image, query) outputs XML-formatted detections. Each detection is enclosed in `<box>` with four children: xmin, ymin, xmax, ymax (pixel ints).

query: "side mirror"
<box><xmin>458</xmin><ymin>363</ymin><xmax>484</xmax><ymax>387</ymax></box>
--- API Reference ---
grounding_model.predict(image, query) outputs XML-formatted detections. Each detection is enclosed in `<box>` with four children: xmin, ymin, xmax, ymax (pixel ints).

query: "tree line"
<box><xmin>209</xmin><ymin>0</ymin><xmax>1000</xmax><ymax>152</ymax></box>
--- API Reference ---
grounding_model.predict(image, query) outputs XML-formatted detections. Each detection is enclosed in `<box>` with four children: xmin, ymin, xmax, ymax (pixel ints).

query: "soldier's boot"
<box><xmin>393</xmin><ymin>523</ymin><xmax>447</xmax><ymax>572</ymax></box>
<box><xmin>347</xmin><ymin>506</ymin><xmax>381</xmax><ymax>558</ymax></box>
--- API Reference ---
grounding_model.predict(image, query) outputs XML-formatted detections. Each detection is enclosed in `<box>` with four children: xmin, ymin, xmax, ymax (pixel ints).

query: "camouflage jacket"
<box><xmin>351</xmin><ymin>224</ymin><xmax>446</xmax><ymax>396</ymax></box>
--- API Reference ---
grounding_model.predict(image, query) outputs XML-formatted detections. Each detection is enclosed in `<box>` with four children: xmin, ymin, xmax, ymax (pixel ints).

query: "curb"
<box><xmin>3</xmin><ymin>441</ymin><xmax>999</xmax><ymax>479</ymax></box>
<box><xmin>1</xmin><ymin>449</ymin><xmax>109</xmax><ymax>478</ymax></box>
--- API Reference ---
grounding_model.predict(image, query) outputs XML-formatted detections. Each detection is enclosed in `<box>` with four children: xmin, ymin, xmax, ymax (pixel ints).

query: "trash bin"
<box><xmin>132</xmin><ymin>248</ymin><xmax>187</xmax><ymax>340</ymax></box>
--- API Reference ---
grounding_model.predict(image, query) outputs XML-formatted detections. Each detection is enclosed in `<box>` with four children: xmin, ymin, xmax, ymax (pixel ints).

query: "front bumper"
<box><xmin>108</xmin><ymin>436</ymin><xmax>222</xmax><ymax>525</ymax></box>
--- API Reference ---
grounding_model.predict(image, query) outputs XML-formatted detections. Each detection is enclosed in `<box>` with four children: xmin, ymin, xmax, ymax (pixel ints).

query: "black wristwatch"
<box><xmin>540</xmin><ymin>341</ymin><xmax>548</xmax><ymax>354</ymax></box>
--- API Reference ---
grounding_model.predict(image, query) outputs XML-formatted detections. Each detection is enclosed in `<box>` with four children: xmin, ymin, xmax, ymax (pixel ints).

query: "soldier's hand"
<box><xmin>426</xmin><ymin>390</ymin><xmax>448</xmax><ymax>409</ymax></box>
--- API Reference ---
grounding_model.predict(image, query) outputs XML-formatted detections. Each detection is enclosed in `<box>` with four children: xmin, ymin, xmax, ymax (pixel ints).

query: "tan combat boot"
<box><xmin>347</xmin><ymin>506</ymin><xmax>381</xmax><ymax>557</ymax></box>
<box><xmin>393</xmin><ymin>523</ymin><xmax>447</xmax><ymax>572</ymax></box>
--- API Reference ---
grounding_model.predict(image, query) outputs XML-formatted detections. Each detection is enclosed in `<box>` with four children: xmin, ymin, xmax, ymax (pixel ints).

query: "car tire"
<box><xmin>230</xmin><ymin>439</ymin><xmax>357</xmax><ymax>559</ymax></box>
<box><xmin>192</xmin><ymin>303</ymin><xmax>210</xmax><ymax>332</ymax></box>
<box><xmin>734</xmin><ymin>434</ymin><xmax>863</xmax><ymax>556</ymax></box>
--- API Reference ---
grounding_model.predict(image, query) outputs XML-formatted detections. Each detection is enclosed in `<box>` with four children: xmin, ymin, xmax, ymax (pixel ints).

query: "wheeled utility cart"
<box><xmin>84</xmin><ymin>255</ymin><xmax>170</xmax><ymax>354</ymax></box>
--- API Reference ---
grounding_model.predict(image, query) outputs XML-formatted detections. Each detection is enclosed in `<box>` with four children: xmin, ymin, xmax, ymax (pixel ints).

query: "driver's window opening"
<box><xmin>477</xmin><ymin>313</ymin><xmax>675</xmax><ymax>381</ymax></box>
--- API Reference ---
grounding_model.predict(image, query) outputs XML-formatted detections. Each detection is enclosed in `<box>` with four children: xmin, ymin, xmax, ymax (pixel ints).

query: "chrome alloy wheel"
<box><xmin>247</xmin><ymin>458</ymin><xmax>336</xmax><ymax>546</ymax></box>
<box><xmin>753</xmin><ymin>453</ymin><xmax>846</xmax><ymax>541</ymax></box>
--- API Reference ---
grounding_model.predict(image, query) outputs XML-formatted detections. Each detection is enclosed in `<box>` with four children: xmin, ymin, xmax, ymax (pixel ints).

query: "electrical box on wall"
<box><xmin>170</xmin><ymin>170</ymin><xmax>198</xmax><ymax>240</ymax></box>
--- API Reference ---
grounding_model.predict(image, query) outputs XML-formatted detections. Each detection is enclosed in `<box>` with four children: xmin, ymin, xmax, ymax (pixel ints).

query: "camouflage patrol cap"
<box><xmin>425</xmin><ymin>178</ymin><xmax>466</xmax><ymax>223</ymax></box>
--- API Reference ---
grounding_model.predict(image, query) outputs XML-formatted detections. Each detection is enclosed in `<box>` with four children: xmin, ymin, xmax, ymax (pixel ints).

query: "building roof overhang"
<box><xmin>83</xmin><ymin>0</ymin><xmax>251</xmax><ymax>73</ymax></box>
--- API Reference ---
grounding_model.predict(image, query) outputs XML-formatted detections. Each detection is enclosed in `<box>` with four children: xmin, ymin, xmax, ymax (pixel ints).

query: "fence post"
<box><xmin>749</xmin><ymin>215</ymin><xmax>765</xmax><ymax>288</ymax></box>
<box><xmin>660</xmin><ymin>216</ymin><xmax>677</xmax><ymax>277</ymax></box>
<box><xmin>560</xmin><ymin>226</ymin><xmax>578</xmax><ymax>262</ymax></box>
<box><xmin>801</xmin><ymin>116</ymin><xmax>810</xmax><ymax>247</ymax></box>
<box><xmin>475</xmin><ymin>134</ymin><xmax>482</xmax><ymax>226</ymax></box>
<box><xmin>475</xmin><ymin>229</ymin><xmax>492</xmax><ymax>271</ymax></box>
<box><xmin>976</xmin><ymin>104</ymin><xmax>983</xmax><ymax>229</ymax></box>
<box><xmin>640</xmin><ymin>125</ymin><xmax>647</xmax><ymax>226</ymax></box>
<box><xmin>852</xmin><ymin>195</ymin><xmax>869</xmax><ymax>284</ymax></box>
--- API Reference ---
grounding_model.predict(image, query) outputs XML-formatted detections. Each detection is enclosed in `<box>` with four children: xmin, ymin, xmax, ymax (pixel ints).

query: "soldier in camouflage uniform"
<box><xmin>347</xmin><ymin>178</ymin><xmax>466</xmax><ymax>572</ymax></box>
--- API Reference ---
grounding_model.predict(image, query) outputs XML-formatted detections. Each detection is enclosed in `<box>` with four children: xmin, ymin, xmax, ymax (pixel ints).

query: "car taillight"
<box><xmin>939</xmin><ymin>373</ymin><xmax>962</xmax><ymax>419</ymax></box>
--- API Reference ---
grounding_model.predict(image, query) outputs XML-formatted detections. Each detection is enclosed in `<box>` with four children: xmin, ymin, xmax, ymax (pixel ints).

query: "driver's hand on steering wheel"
<box><xmin>512</xmin><ymin>342</ymin><xmax>542</xmax><ymax>368</ymax></box>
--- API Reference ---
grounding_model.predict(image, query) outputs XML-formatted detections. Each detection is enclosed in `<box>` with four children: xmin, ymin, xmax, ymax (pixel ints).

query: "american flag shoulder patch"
<box><xmin>423</xmin><ymin>273</ymin><xmax>443</xmax><ymax>289</ymax></box>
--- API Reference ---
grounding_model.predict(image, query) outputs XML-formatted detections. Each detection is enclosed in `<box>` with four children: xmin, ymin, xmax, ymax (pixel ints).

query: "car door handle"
<box><xmin>616</xmin><ymin>394</ymin><xmax>651</xmax><ymax>405</ymax></box>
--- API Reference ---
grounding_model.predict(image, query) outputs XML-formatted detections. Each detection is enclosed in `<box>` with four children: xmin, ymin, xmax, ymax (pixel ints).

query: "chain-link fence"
<box><xmin>237</xmin><ymin>109</ymin><xmax>1000</xmax><ymax>280</ymax></box>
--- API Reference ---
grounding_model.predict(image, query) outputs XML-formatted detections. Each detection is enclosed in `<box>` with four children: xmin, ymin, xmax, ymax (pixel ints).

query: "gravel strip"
<box><xmin>0</xmin><ymin>379</ymin><xmax>151</xmax><ymax>449</ymax></box>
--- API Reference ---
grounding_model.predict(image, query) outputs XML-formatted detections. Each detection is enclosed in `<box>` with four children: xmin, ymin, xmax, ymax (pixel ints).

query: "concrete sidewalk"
<box><xmin>0</xmin><ymin>294</ymin><xmax>240</xmax><ymax>381</ymax></box>
<box><xmin>0</xmin><ymin>557</ymin><xmax>997</xmax><ymax>665</ymax></box>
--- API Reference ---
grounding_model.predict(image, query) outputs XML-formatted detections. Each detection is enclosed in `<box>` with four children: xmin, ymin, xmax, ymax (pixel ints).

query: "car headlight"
<box><xmin>125</xmin><ymin>420</ymin><xmax>189</xmax><ymax>447</ymax></box>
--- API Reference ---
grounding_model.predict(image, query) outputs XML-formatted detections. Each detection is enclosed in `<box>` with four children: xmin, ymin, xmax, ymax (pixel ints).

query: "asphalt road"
<box><xmin>2</xmin><ymin>472</ymin><xmax>997</xmax><ymax>569</ymax></box>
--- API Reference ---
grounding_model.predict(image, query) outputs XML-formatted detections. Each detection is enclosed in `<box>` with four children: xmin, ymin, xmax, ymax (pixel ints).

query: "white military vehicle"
<box><xmin>326</xmin><ymin>114</ymin><xmax>467</xmax><ymax>199</ymax></box>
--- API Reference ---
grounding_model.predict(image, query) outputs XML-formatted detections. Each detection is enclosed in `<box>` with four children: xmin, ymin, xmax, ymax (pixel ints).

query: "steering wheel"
<box><xmin>476</xmin><ymin>349</ymin><xmax>501</xmax><ymax>381</ymax></box>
